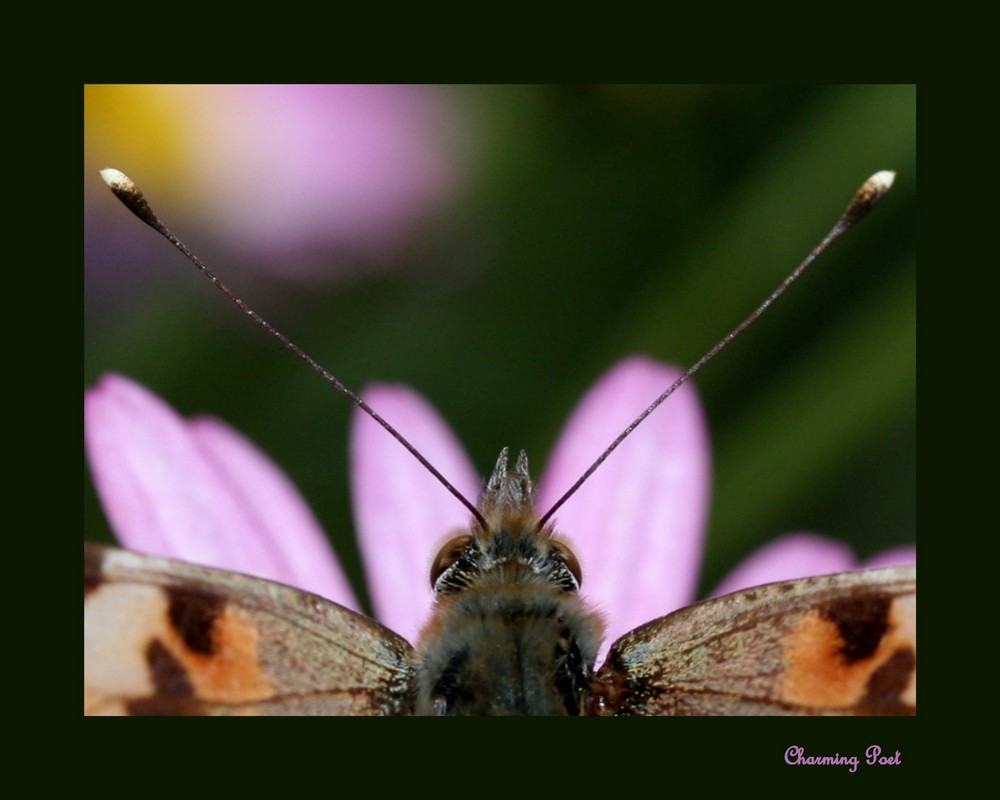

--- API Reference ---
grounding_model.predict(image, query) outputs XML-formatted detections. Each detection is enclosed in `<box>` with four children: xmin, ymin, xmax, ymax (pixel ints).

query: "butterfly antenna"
<box><xmin>538</xmin><ymin>171</ymin><xmax>896</xmax><ymax>528</ymax></box>
<box><xmin>99</xmin><ymin>168</ymin><xmax>487</xmax><ymax>529</ymax></box>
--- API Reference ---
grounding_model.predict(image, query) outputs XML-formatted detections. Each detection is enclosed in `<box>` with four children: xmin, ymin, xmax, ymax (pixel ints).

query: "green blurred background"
<box><xmin>84</xmin><ymin>85</ymin><xmax>915</xmax><ymax>607</ymax></box>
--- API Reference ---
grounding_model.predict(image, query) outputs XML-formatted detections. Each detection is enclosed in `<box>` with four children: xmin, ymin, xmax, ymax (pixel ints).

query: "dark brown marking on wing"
<box><xmin>861</xmin><ymin>648</ymin><xmax>916</xmax><ymax>714</ymax></box>
<box><xmin>166</xmin><ymin>588</ymin><xmax>224</xmax><ymax>655</ymax></box>
<box><xmin>820</xmin><ymin>594</ymin><xmax>891</xmax><ymax>663</ymax></box>
<box><xmin>146</xmin><ymin>639</ymin><xmax>194</xmax><ymax>697</ymax></box>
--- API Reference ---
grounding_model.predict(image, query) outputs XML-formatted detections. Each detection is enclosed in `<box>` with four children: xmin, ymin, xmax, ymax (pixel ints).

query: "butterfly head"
<box><xmin>429</xmin><ymin>448</ymin><xmax>583</xmax><ymax>597</ymax></box>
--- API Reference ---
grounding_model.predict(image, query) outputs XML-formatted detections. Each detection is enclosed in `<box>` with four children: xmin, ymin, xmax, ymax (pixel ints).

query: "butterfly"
<box><xmin>84</xmin><ymin>546</ymin><xmax>915</xmax><ymax>715</ymax></box>
<box><xmin>84</xmin><ymin>169</ymin><xmax>915</xmax><ymax>716</ymax></box>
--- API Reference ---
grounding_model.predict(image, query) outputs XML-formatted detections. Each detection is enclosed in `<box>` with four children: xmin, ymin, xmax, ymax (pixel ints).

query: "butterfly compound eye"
<box><xmin>551</xmin><ymin>540</ymin><xmax>583</xmax><ymax>588</ymax></box>
<box><xmin>430</xmin><ymin>535</ymin><xmax>473</xmax><ymax>587</ymax></box>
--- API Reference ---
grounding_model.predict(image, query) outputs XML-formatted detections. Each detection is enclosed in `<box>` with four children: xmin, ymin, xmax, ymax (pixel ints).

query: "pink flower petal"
<box><xmin>351</xmin><ymin>385</ymin><xmax>480</xmax><ymax>641</ymax></box>
<box><xmin>187</xmin><ymin>416</ymin><xmax>357</xmax><ymax>606</ymax></box>
<box><xmin>85</xmin><ymin>374</ymin><xmax>357</xmax><ymax>609</ymax></box>
<box><xmin>863</xmin><ymin>546</ymin><xmax>916</xmax><ymax>569</ymax></box>
<box><xmin>710</xmin><ymin>533</ymin><xmax>856</xmax><ymax>598</ymax></box>
<box><xmin>537</xmin><ymin>357</ymin><xmax>711</xmax><ymax>643</ymax></box>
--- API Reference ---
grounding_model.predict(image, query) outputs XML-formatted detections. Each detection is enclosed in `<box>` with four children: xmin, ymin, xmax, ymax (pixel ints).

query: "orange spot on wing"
<box><xmin>781</xmin><ymin>596</ymin><xmax>915</xmax><ymax>711</ymax></box>
<box><xmin>164</xmin><ymin>606</ymin><xmax>274</xmax><ymax>703</ymax></box>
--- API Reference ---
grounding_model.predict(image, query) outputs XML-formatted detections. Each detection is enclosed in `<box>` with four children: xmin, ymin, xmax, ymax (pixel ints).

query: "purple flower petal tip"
<box><xmin>85</xmin><ymin>373</ymin><xmax>357</xmax><ymax>609</ymax></box>
<box><xmin>711</xmin><ymin>533</ymin><xmax>857</xmax><ymax>598</ymax></box>
<box><xmin>538</xmin><ymin>357</ymin><xmax>711</xmax><ymax>643</ymax></box>
<box><xmin>864</xmin><ymin>546</ymin><xmax>917</xmax><ymax>569</ymax></box>
<box><xmin>712</xmin><ymin>535</ymin><xmax>917</xmax><ymax>599</ymax></box>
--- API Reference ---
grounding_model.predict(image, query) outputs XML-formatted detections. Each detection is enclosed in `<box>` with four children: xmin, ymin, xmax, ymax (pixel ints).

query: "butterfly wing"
<box><xmin>84</xmin><ymin>544</ymin><xmax>417</xmax><ymax>716</ymax></box>
<box><xmin>593</xmin><ymin>565</ymin><xmax>915</xmax><ymax>716</ymax></box>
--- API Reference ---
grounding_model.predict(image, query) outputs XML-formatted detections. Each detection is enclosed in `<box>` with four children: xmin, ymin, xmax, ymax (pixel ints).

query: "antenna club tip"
<box><xmin>100</xmin><ymin>168</ymin><xmax>135</xmax><ymax>192</ymax></box>
<box><xmin>99</xmin><ymin>168</ymin><xmax>160</xmax><ymax>230</ymax></box>
<box><xmin>867</xmin><ymin>170</ymin><xmax>896</xmax><ymax>193</ymax></box>
<box><xmin>843</xmin><ymin>170</ymin><xmax>896</xmax><ymax>225</ymax></box>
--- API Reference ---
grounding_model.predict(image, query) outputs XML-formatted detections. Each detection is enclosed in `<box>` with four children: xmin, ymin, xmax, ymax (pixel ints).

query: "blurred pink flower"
<box><xmin>192</xmin><ymin>85</ymin><xmax>468</xmax><ymax>273</ymax></box>
<box><xmin>84</xmin><ymin>361</ymin><xmax>915</xmax><ymax>650</ymax></box>
<box><xmin>85</xmin><ymin>84</ymin><xmax>471</xmax><ymax>283</ymax></box>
